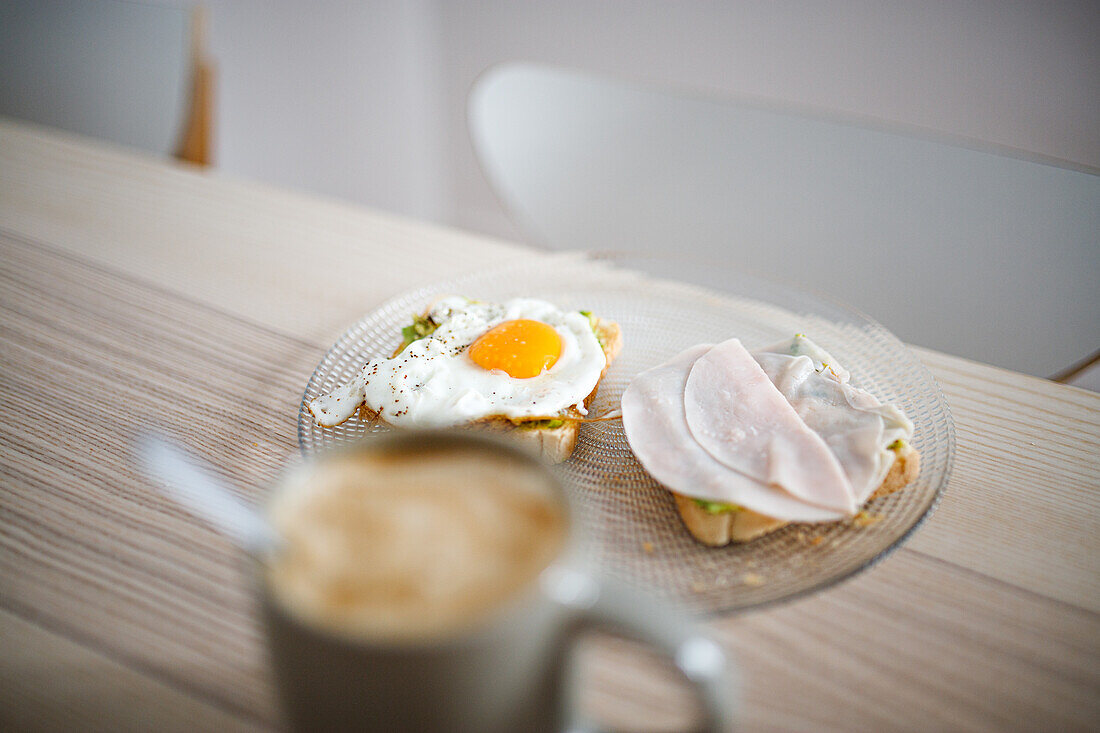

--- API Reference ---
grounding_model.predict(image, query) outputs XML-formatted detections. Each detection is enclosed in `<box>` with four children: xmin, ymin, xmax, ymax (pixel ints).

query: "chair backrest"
<box><xmin>0</xmin><ymin>0</ymin><xmax>191</xmax><ymax>157</ymax></box>
<box><xmin>469</xmin><ymin>63</ymin><xmax>1100</xmax><ymax>378</ymax></box>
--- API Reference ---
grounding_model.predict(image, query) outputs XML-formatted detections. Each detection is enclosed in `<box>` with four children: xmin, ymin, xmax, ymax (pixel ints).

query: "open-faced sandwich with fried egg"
<box><xmin>621</xmin><ymin>334</ymin><xmax>919</xmax><ymax>545</ymax></box>
<box><xmin>309</xmin><ymin>297</ymin><xmax>622</xmax><ymax>463</ymax></box>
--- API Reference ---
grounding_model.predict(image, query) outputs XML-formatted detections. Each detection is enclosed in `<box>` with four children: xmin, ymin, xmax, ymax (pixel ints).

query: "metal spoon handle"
<box><xmin>137</xmin><ymin>434</ymin><xmax>280</xmax><ymax>555</ymax></box>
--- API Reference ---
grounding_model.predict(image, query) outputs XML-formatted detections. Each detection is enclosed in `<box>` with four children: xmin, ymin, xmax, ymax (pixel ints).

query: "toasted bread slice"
<box><xmin>672</xmin><ymin>441</ymin><xmax>921</xmax><ymax>546</ymax></box>
<box><xmin>360</xmin><ymin>316</ymin><xmax>623</xmax><ymax>464</ymax></box>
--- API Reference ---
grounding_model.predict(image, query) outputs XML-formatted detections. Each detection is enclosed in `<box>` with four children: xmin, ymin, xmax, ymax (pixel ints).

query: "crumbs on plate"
<box><xmin>851</xmin><ymin>510</ymin><xmax>884</xmax><ymax>528</ymax></box>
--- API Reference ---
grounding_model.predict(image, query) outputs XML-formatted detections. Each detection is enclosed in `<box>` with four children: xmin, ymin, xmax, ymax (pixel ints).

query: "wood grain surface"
<box><xmin>1</xmin><ymin>120</ymin><xmax>1098</xmax><ymax>732</ymax></box>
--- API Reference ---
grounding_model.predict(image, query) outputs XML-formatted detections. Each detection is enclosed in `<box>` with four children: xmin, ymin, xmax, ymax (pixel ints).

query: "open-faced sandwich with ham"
<box><xmin>621</xmin><ymin>334</ymin><xmax>919</xmax><ymax>545</ymax></box>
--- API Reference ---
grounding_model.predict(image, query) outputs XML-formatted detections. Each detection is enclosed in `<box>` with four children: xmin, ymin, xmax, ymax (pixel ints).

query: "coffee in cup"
<box><xmin>266</xmin><ymin>440</ymin><xmax>566</xmax><ymax>641</ymax></box>
<box><xmin>258</xmin><ymin>431</ymin><xmax>734</xmax><ymax>733</ymax></box>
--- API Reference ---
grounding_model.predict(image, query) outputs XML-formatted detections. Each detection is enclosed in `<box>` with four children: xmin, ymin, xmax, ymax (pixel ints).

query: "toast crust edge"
<box><xmin>673</xmin><ymin>442</ymin><xmax>921</xmax><ymax>546</ymax></box>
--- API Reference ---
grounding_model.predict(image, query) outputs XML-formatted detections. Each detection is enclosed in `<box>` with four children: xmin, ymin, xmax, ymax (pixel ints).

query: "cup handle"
<box><xmin>541</xmin><ymin>565</ymin><xmax>737</xmax><ymax>733</ymax></box>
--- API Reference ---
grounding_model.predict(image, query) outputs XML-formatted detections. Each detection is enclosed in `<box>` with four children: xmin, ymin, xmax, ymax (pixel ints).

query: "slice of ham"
<box><xmin>621</xmin><ymin>345</ymin><xmax>846</xmax><ymax>522</ymax></box>
<box><xmin>683</xmin><ymin>339</ymin><xmax>857</xmax><ymax>515</ymax></box>
<box><xmin>754</xmin><ymin>350</ymin><xmax>912</xmax><ymax>503</ymax></box>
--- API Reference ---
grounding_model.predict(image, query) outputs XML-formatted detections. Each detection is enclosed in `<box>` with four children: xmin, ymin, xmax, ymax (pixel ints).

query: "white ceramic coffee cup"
<box><xmin>257</xmin><ymin>430</ymin><xmax>736</xmax><ymax>732</ymax></box>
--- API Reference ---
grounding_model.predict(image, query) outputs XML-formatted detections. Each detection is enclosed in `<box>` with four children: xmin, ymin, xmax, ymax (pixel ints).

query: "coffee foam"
<box><xmin>266</xmin><ymin>445</ymin><xmax>566</xmax><ymax>641</ymax></box>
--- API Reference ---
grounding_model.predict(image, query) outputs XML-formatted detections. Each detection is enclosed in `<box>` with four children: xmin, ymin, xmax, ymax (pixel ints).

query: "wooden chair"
<box><xmin>174</xmin><ymin>5</ymin><xmax>214</xmax><ymax>166</ymax></box>
<box><xmin>0</xmin><ymin>0</ymin><xmax>214</xmax><ymax>166</ymax></box>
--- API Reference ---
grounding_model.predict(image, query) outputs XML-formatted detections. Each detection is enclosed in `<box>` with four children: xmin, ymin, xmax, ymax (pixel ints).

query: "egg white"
<box><xmin>309</xmin><ymin>297</ymin><xmax>607</xmax><ymax>428</ymax></box>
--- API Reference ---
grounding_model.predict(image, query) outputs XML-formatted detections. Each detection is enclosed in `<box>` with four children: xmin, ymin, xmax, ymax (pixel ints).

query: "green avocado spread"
<box><xmin>692</xmin><ymin>499</ymin><xmax>742</xmax><ymax>515</ymax></box>
<box><xmin>516</xmin><ymin>418</ymin><xmax>565</xmax><ymax>430</ymax></box>
<box><xmin>398</xmin><ymin>314</ymin><xmax>439</xmax><ymax>353</ymax></box>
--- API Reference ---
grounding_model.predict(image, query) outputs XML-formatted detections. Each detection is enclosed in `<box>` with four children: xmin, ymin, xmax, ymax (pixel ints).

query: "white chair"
<box><xmin>469</xmin><ymin>62</ymin><xmax>1100</xmax><ymax>379</ymax></box>
<box><xmin>0</xmin><ymin>0</ymin><xmax>213</xmax><ymax>165</ymax></box>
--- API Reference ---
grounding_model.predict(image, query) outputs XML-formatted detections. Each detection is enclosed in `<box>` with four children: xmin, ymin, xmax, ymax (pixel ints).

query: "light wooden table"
<box><xmin>1</xmin><ymin>119</ymin><xmax>1097</xmax><ymax>732</ymax></box>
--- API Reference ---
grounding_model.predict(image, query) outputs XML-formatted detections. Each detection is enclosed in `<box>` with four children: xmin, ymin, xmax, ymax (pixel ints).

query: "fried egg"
<box><xmin>309</xmin><ymin>297</ymin><xmax>607</xmax><ymax>428</ymax></box>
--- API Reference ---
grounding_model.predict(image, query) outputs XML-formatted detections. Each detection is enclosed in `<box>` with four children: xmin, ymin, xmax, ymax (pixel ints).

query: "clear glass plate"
<box><xmin>298</xmin><ymin>252</ymin><xmax>954</xmax><ymax>615</ymax></box>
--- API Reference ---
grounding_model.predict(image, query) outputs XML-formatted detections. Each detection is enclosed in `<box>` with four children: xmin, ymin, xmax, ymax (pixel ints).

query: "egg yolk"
<box><xmin>468</xmin><ymin>319</ymin><xmax>562</xmax><ymax>378</ymax></box>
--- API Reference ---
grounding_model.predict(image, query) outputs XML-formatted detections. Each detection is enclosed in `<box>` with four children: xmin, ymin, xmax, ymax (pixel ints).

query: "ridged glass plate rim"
<box><xmin>297</xmin><ymin>251</ymin><xmax>954</xmax><ymax>616</ymax></box>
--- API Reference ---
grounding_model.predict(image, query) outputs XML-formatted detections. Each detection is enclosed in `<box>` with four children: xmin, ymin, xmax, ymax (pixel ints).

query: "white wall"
<box><xmin>0</xmin><ymin>0</ymin><xmax>189</xmax><ymax>155</ymax></box>
<box><xmin>198</xmin><ymin>0</ymin><xmax>1099</xmax><ymax>243</ymax></box>
<box><xmin>4</xmin><ymin>1</ymin><xmax>1097</xmax><ymax>370</ymax></box>
<box><xmin>7</xmin><ymin>1</ymin><xmax>1096</xmax><ymax>232</ymax></box>
<box><xmin>207</xmin><ymin>0</ymin><xmax>446</xmax><ymax>223</ymax></box>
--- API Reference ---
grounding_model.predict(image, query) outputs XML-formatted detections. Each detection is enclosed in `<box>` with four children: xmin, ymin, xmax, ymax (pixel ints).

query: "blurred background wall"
<box><xmin>208</xmin><ymin>0</ymin><xmax>447</xmax><ymax>224</ymax></box>
<box><xmin>213</xmin><ymin>0</ymin><xmax>1100</xmax><ymax>244</ymax></box>
<box><xmin>2</xmin><ymin>0</ymin><xmax>1098</xmax><ymax>380</ymax></box>
<box><xmin>6</xmin><ymin>0</ymin><xmax>1094</xmax><ymax>240</ymax></box>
